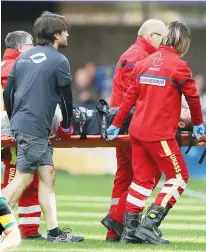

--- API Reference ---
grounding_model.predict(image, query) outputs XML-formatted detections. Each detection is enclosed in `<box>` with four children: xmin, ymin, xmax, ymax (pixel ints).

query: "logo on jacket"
<box><xmin>152</xmin><ymin>52</ymin><xmax>163</xmax><ymax>66</ymax></box>
<box><xmin>18</xmin><ymin>59</ymin><xmax>31</xmax><ymax>64</ymax></box>
<box><xmin>30</xmin><ymin>53</ymin><xmax>47</xmax><ymax>64</ymax></box>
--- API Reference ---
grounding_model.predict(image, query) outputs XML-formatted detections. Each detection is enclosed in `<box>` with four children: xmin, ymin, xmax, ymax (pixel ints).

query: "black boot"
<box><xmin>106</xmin><ymin>237</ymin><xmax>120</xmax><ymax>243</ymax></box>
<box><xmin>21</xmin><ymin>232</ymin><xmax>45</xmax><ymax>240</ymax></box>
<box><xmin>134</xmin><ymin>203</ymin><xmax>171</xmax><ymax>244</ymax></box>
<box><xmin>145</xmin><ymin>205</ymin><xmax>162</xmax><ymax>237</ymax></box>
<box><xmin>120</xmin><ymin>211</ymin><xmax>142</xmax><ymax>244</ymax></box>
<box><xmin>101</xmin><ymin>215</ymin><xmax>123</xmax><ymax>237</ymax></box>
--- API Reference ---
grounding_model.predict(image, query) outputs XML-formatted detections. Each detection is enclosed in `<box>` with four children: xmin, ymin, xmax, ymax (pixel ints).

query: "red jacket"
<box><xmin>1</xmin><ymin>48</ymin><xmax>21</xmax><ymax>89</ymax></box>
<box><xmin>113</xmin><ymin>46</ymin><xmax>203</xmax><ymax>141</ymax></box>
<box><xmin>110</xmin><ymin>36</ymin><xmax>156</xmax><ymax>107</ymax></box>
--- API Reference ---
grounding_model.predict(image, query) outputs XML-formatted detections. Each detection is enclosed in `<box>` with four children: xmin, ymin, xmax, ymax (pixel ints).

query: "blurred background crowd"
<box><xmin>2</xmin><ymin>1</ymin><xmax>206</xmax><ymax>116</ymax></box>
<box><xmin>1</xmin><ymin>1</ymin><xmax>206</xmax><ymax>175</ymax></box>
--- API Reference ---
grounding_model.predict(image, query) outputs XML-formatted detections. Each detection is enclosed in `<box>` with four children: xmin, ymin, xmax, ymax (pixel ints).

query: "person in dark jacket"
<box><xmin>2</xmin><ymin>11</ymin><xmax>84</xmax><ymax>243</ymax></box>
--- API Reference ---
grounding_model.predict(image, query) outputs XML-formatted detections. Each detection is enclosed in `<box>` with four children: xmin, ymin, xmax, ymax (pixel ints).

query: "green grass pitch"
<box><xmin>15</xmin><ymin>174</ymin><xmax>206</xmax><ymax>252</ymax></box>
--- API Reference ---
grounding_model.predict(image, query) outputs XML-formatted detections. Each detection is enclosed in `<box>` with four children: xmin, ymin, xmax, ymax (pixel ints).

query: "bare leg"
<box><xmin>37</xmin><ymin>164</ymin><xmax>84</xmax><ymax>242</ymax></box>
<box><xmin>37</xmin><ymin>165</ymin><xmax>58</xmax><ymax>230</ymax></box>
<box><xmin>1</xmin><ymin>170</ymin><xmax>34</xmax><ymax>207</ymax></box>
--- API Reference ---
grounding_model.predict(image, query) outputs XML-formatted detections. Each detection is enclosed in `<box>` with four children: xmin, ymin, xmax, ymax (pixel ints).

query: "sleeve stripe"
<box><xmin>116</xmin><ymin>62</ymin><xmax>134</xmax><ymax>69</ymax></box>
<box><xmin>125</xmin><ymin>62</ymin><xmax>134</xmax><ymax>69</ymax></box>
<box><xmin>179</xmin><ymin>78</ymin><xmax>190</xmax><ymax>87</ymax></box>
<box><xmin>4</xmin><ymin>221</ymin><xmax>16</xmax><ymax>230</ymax></box>
<box><xmin>0</xmin><ymin>214</ymin><xmax>16</xmax><ymax>229</ymax></box>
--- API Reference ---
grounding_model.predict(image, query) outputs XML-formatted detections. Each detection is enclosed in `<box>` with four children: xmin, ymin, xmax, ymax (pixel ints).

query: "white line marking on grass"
<box><xmin>57</xmin><ymin>211</ymin><xmax>104</xmax><ymax>217</ymax></box>
<box><xmin>56</xmin><ymin>195</ymin><xmax>205</xmax><ymax>204</ymax></box>
<box><xmin>56</xmin><ymin>211</ymin><xmax>206</xmax><ymax>221</ymax></box>
<box><xmin>75</xmin><ymin>234</ymin><xmax>206</xmax><ymax>243</ymax></box>
<box><xmin>184</xmin><ymin>188</ymin><xmax>206</xmax><ymax>201</ymax></box>
<box><xmin>57</xmin><ymin>202</ymin><xmax>206</xmax><ymax>210</ymax></box>
<box><xmin>57</xmin><ymin>202</ymin><xmax>108</xmax><ymax>208</ymax></box>
<box><xmin>40</xmin><ymin>220</ymin><xmax>206</xmax><ymax>230</ymax></box>
<box><xmin>170</xmin><ymin>236</ymin><xmax>206</xmax><ymax>243</ymax></box>
<box><xmin>57</xmin><ymin>195</ymin><xmax>111</xmax><ymax>202</ymax></box>
<box><xmin>171</xmin><ymin>206</ymin><xmax>206</xmax><ymax>211</ymax></box>
<box><xmin>14</xmin><ymin>249</ymin><xmax>206</xmax><ymax>252</ymax></box>
<box><xmin>165</xmin><ymin>215</ymin><xmax>206</xmax><ymax>221</ymax></box>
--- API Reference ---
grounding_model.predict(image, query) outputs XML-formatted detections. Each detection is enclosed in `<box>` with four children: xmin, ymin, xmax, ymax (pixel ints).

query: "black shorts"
<box><xmin>14</xmin><ymin>132</ymin><xmax>53</xmax><ymax>174</ymax></box>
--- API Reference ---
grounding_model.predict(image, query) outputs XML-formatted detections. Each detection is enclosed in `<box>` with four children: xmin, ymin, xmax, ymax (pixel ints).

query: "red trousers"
<box><xmin>126</xmin><ymin>137</ymin><xmax>189</xmax><ymax>213</ymax></box>
<box><xmin>107</xmin><ymin>146</ymin><xmax>162</xmax><ymax>238</ymax></box>
<box><xmin>1</xmin><ymin>147</ymin><xmax>41</xmax><ymax>237</ymax></box>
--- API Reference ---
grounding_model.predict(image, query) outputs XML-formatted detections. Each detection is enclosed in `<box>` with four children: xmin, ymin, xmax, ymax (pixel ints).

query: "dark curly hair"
<box><xmin>34</xmin><ymin>11</ymin><xmax>70</xmax><ymax>45</ymax></box>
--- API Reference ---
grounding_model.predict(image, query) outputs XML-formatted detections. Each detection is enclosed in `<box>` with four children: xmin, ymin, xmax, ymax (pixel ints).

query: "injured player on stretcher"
<box><xmin>1</xmin><ymin>99</ymin><xmax>193</xmax><ymax>138</ymax></box>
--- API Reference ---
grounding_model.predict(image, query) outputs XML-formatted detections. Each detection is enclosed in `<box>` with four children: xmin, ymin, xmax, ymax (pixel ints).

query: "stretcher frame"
<box><xmin>1</xmin><ymin>133</ymin><xmax>206</xmax><ymax>148</ymax></box>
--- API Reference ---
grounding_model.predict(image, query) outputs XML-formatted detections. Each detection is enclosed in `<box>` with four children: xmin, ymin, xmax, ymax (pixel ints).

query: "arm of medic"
<box><xmin>177</xmin><ymin>64</ymin><xmax>205</xmax><ymax>140</ymax></box>
<box><xmin>55</xmin><ymin>59</ymin><xmax>74</xmax><ymax>139</ymax></box>
<box><xmin>119</xmin><ymin>61</ymin><xmax>135</xmax><ymax>91</ymax></box>
<box><xmin>107</xmin><ymin>71</ymin><xmax>140</xmax><ymax>140</ymax></box>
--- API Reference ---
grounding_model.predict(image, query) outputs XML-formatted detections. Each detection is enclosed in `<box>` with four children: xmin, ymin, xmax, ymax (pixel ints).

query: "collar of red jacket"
<box><xmin>136</xmin><ymin>36</ymin><xmax>157</xmax><ymax>54</ymax></box>
<box><xmin>158</xmin><ymin>45</ymin><xmax>177</xmax><ymax>54</ymax></box>
<box><xmin>3</xmin><ymin>48</ymin><xmax>21</xmax><ymax>61</ymax></box>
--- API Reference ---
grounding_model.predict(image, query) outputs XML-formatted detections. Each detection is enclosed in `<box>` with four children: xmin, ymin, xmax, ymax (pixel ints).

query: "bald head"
<box><xmin>138</xmin><ymin>19</ymin><xmax>166</xmax><ymax>49</ymax></box>
<box><xmin>138</xmin><ymin>19</ymin><xmax>166</xmax><ymax>36</ymax></box>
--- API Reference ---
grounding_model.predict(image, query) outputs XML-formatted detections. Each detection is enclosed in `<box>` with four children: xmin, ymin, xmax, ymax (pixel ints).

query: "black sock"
<box><xmin>48</xmin><ymin>227</ymin><xmax>61</xmax><ymax>237</ymax></box>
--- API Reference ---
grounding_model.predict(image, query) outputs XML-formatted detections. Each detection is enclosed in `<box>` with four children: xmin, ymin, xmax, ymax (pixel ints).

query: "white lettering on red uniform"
<box><xmin>148</xmin><ymin>67</ymin><xmax>160</xmax><ymax>71</ymax></box>
<box><xmin>140</xmin><ymin>77</ymin><xmax>166</xmax><ymax>86</ymax></box>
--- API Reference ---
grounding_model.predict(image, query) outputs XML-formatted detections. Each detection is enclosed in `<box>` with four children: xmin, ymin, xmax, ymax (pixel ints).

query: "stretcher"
<box><xmin>1</xmin><ymin>99</ymin><xmax>206</xmax><ymax>163</ymax></box>
<box><xmin>1</xmin><ymin>133</ymin><xmax>206</xmax><ymax>164</ymax></box>
<box><xmin>1</xmin><ymin>132</ymin><xmax>206</xmax><ymax>148</ymax></box>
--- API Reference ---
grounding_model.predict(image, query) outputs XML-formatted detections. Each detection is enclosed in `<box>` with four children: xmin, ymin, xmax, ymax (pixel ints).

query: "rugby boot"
<box><xmin>120</xmin><ymin>211</ymin><xmax>142</xmax><ymax>244</ymax></box>
<box><xmin>47</xmin><ymin>227</ymin><xmax>84</xmax><ymax>243</ymax></box>
<box><xmin>101</xmin><ymin>215</ymin><xmax>123</xmax><ymax>237</ymax></box>
<box><xmin>134</xmin><ymin>203</ymin><xmax>171</xmax><ymax>244</ymax></box>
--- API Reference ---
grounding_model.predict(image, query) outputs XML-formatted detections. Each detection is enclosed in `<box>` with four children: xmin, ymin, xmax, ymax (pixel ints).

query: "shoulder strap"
<box><xmin>96</xmin><ymin>99</ymin><xmax>109</xmax><ymax>139</ymax></box>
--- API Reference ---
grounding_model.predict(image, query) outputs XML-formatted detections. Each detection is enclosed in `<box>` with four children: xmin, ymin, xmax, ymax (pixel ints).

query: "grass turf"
<box><xmin>16</xmin><ymin>174</ymin><xmax>206</xmax><ymax>251</ymax></box>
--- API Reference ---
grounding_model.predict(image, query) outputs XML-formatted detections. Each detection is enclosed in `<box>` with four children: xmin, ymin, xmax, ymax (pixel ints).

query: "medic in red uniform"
<box><xmin>101</xmin><ymin>19</ymin><xmax>166</xmax><ymax>241</ymax></box>
<box><xmin>107</xmin><ymin>21</ymin><xmax>205</xmax><ymax>244</ymax></box>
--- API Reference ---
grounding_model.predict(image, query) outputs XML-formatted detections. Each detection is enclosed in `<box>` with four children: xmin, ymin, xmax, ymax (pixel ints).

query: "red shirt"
<box><xmin>1</xmin><ymin>48</ymin><xmax>21</xmax><ymax>89</ymax></box>
<box><xmin>110</xmin><ymin>36</ymin><xmax>156</xmax><ymax>107</ymax></box>
<box><xmin>113</xmin><ymin>46</ymin><xmax>203</xmax><ymax>141</ymax></box>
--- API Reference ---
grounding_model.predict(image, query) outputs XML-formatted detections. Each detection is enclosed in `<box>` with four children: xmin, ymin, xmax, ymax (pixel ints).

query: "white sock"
<box><xmin>49</xmin><ymin>192</ymin><xmax>58</xmax><ymax>229</ymax></box>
